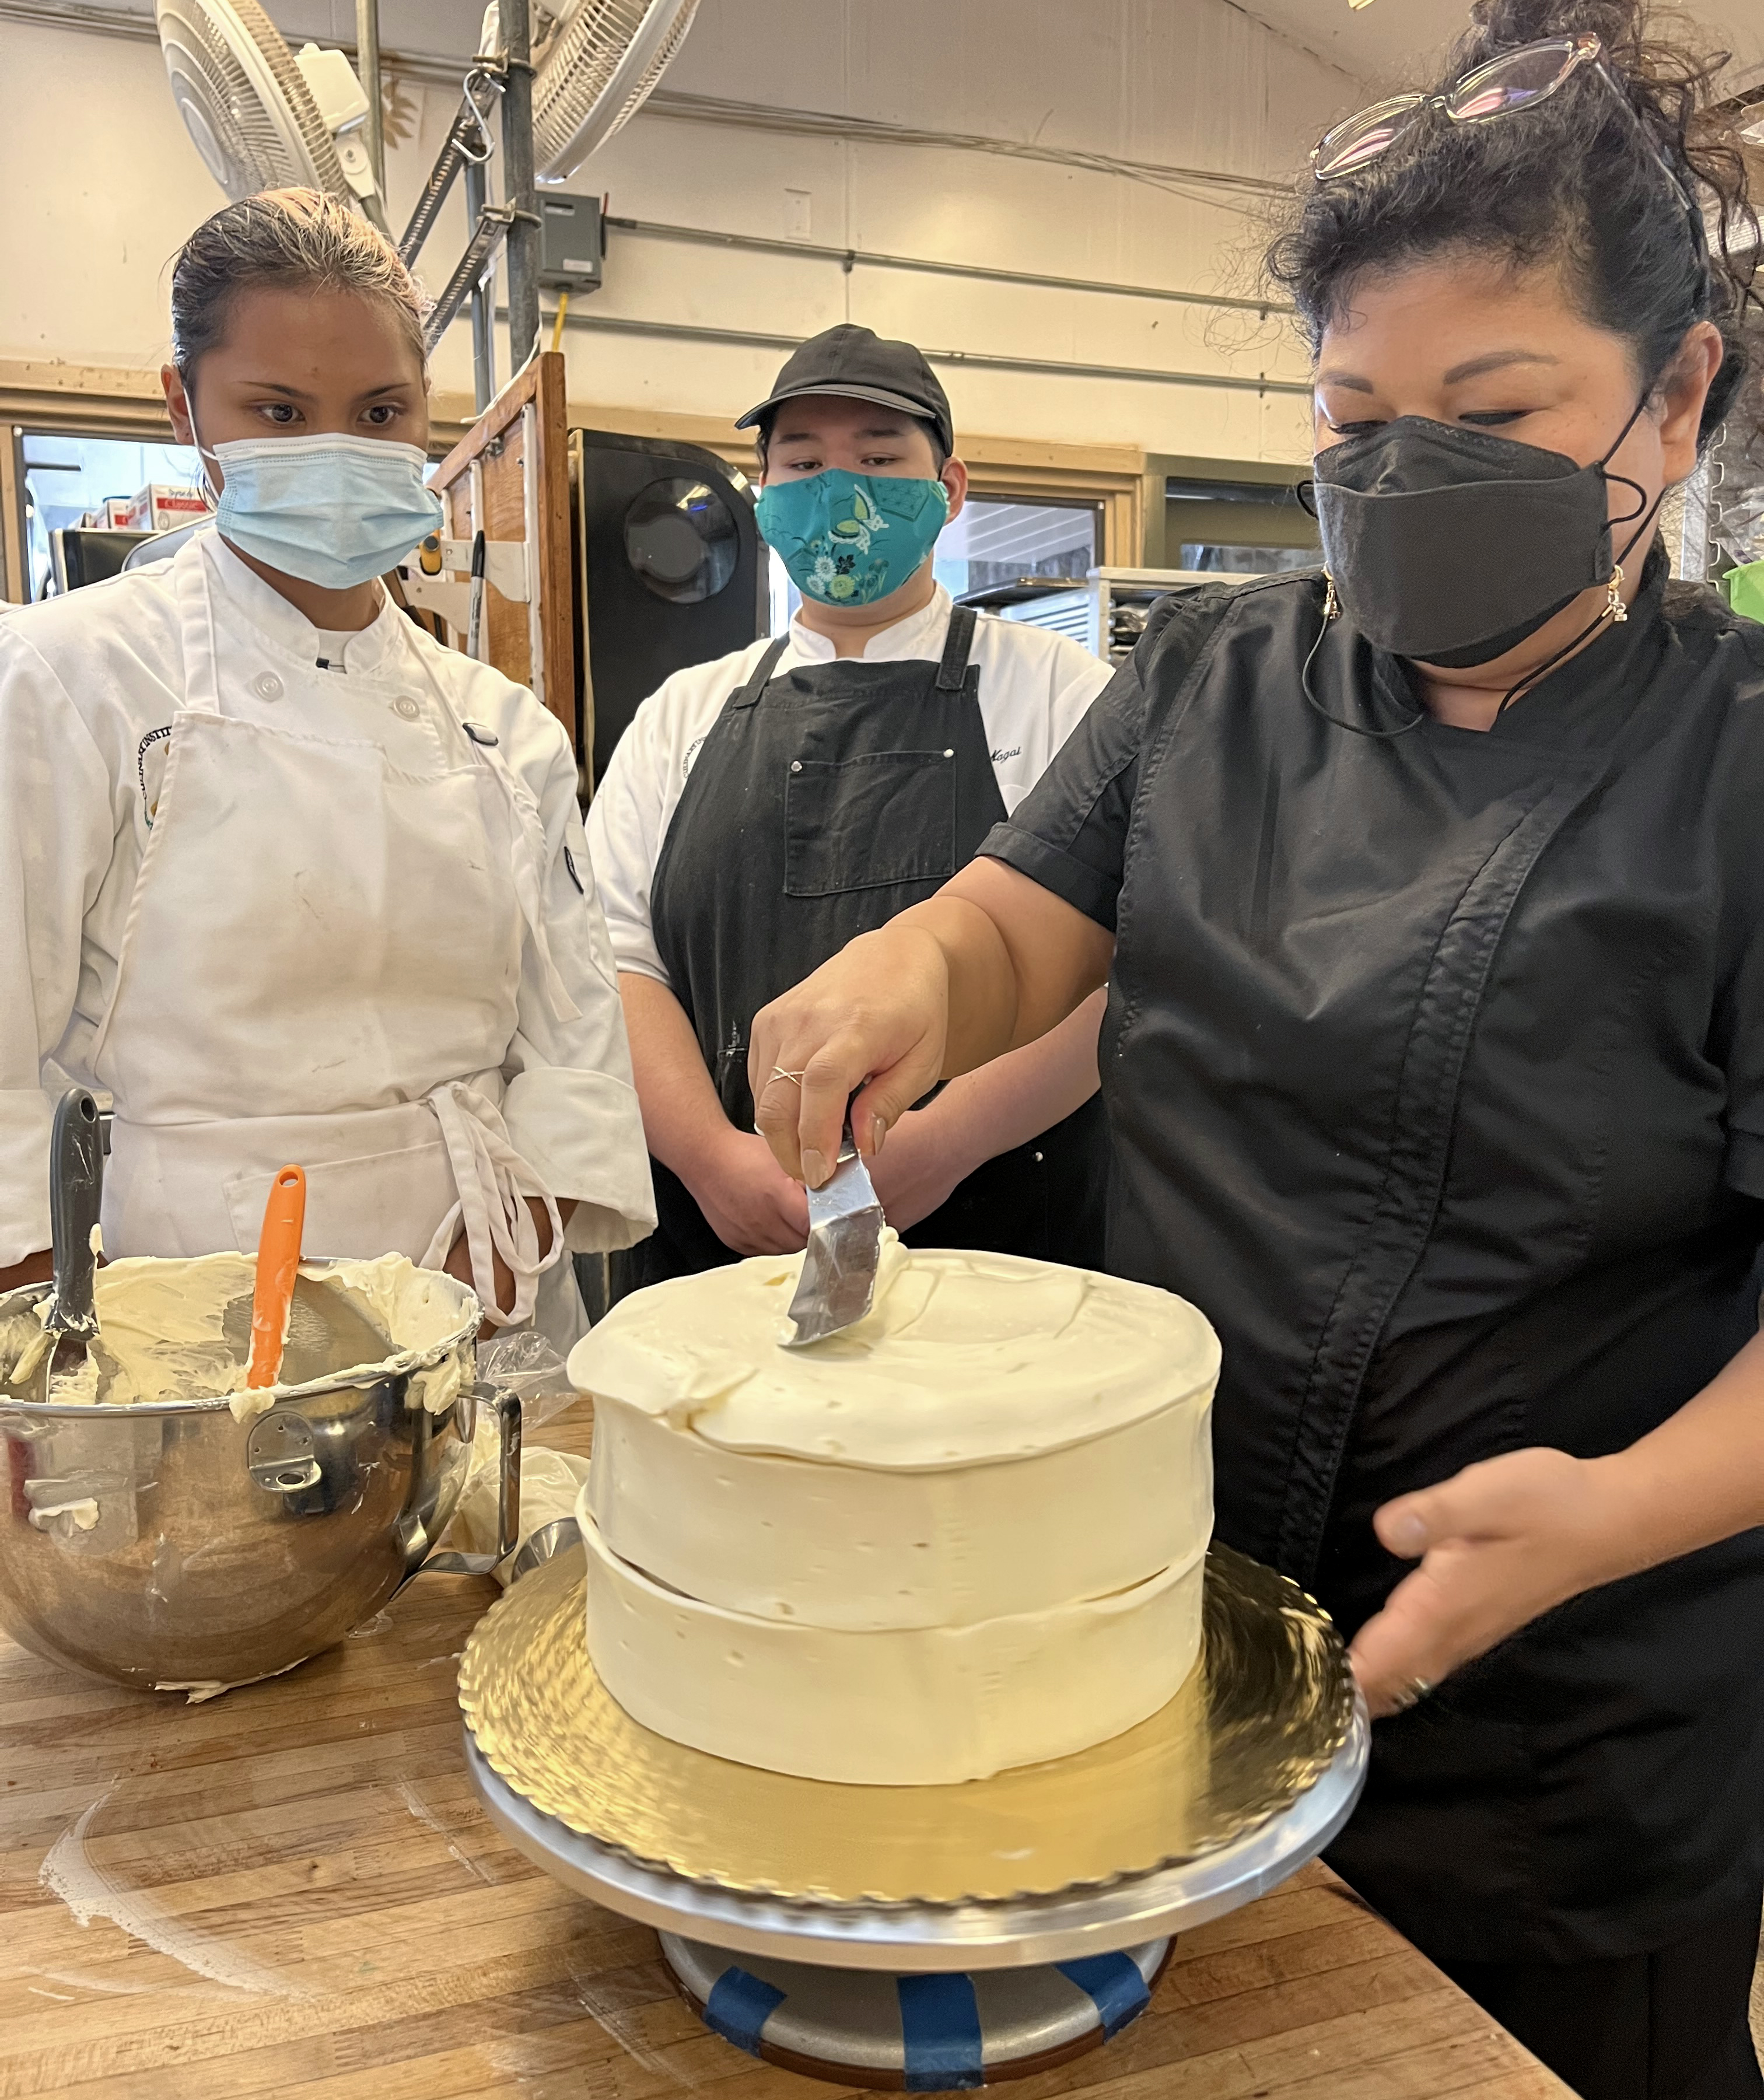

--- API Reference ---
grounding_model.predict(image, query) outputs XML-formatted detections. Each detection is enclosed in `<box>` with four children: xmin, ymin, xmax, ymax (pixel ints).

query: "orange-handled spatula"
<box><xmin>247</xmin><ymin>1166</ymin><xmax>307</xmax><ymax>1390</ymax></box>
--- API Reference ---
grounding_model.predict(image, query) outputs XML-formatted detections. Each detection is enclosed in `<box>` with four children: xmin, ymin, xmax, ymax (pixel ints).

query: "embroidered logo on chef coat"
<box><xmin>137</xmin><ymin>726</ymin><xmax>173</xmax><ymax>828</ymax></box>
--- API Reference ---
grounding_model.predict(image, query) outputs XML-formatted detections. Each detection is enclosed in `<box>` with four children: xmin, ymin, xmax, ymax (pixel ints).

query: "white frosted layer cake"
<box><xmin>565</xmin><ymin>1241</ymin><xmax>1219</xmax><ymax>1785</ymax></box>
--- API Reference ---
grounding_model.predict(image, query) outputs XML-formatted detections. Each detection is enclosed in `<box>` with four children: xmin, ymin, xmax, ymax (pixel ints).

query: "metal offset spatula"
<box><xmin>8</xmin><ymin>1088</ymin><xmax>106</xmax><ymax>1399</ymax></box>
<box><xmin>785</xmin><ymin>1119</ymin><xmax>884</xmax><ymax>1348</ymax></box>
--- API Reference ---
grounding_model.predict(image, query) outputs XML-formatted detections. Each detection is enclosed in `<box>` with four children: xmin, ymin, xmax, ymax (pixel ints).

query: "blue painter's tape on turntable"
<box><xmin>1055</xmin><ymin>1950</ymin><xmax>1153</xmax><ymax>2036</ymax></box>
<box><xmin>704</xmin><ymin>1965</ymin><xmax>786</xmax><ymax>2056</ymax></box>
<box><xmin>897</xmin><ymin>1971</ymin><xmax>985</xmax><ymax>2090</ymax></box>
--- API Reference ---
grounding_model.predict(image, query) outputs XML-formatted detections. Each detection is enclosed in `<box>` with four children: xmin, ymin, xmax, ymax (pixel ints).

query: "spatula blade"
<box><xmin>785</xmin><ymin>1136</ymin><xmax>884</xmax><ymax>1348</ymax></box>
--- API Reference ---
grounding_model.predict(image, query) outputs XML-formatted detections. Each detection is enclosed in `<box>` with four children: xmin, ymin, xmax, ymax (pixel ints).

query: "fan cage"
<box><xmin>532</xmin><ymin>0</ymin><xmax>699</xmax><ymax>178</ymax></box>
<box><xmin>158</xmin><ymin>0</ymin><xmax>351</xmax><ymax>202</ymax></box>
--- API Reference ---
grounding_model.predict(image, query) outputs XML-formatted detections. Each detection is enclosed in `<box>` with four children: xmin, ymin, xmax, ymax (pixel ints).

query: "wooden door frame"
<box><xmin>425</xmin><ymin>352</ymin><xmax>576</xmax><ymax>747</ymax></box>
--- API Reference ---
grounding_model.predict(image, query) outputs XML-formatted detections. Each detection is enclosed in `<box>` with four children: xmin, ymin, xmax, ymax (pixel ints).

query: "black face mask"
<box><xmin>1310</xmin><ymin>406</ymin><xmax>1650</xmax><ymax>667</ymax></box>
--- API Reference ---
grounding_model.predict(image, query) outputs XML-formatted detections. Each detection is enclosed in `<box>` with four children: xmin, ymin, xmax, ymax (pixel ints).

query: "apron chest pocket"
<box><xmin>785</xmin><ymin>750</ymin><xmax>957</xmax><ymax>898</ymax></box>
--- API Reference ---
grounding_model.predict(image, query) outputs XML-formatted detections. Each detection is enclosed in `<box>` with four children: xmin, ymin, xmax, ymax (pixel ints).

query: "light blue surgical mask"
<box><xmin>755</xmin><ymin>468</ymin><xmax>950</xmax><ymax>608</ymax></box>
<box><xmin>200</xmin><ymin>432</ymin><xmax>443</xmax><ymax>591</ymax></box>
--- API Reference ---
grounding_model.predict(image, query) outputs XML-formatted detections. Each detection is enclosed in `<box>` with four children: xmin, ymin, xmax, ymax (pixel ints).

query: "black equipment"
<box><xmin>49</xmin><ymin>529</ymin><xmax>156</xmax><ymax>593</ymax></box>
<box><xmin>571</xmin><ymin>429</ymin><xmax>766</xmax><ymax>790</ymax></box>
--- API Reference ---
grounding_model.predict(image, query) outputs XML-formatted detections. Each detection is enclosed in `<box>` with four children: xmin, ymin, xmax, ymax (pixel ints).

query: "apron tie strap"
<box><xmin>418</xmin><ymin>1080</ymin><xmax>563</xmax><ymax>1329</ymax></box>
<box><xmin>936</xmin><ymin>605</ymin><xmax>979</xmax><ymax>691</ymax></box>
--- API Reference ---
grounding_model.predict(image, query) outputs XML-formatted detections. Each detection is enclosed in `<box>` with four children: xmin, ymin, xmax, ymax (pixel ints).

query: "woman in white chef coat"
<box><xmin>0</xmin><ymin>188</ymin><xmax>653</xmax><ymax>1346</ymax></box>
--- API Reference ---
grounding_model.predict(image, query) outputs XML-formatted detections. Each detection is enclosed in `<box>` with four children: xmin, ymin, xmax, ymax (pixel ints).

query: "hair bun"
<box><xmin>1466</xmin><ymin>0</ymin><xmax>1637</xmax><ymax>48</ymax></box>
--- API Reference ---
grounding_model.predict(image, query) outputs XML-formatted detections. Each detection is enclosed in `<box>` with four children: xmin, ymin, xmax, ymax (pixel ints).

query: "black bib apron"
<box><xmin>985</xmin><ymin>554</ymin><xmax>1764</xmax><ymax>1968</ymax></box>
<box><xmin>624</xmin><ymin>607</ymin><xmax>1107</xmax><ymax>1288</ymax></box>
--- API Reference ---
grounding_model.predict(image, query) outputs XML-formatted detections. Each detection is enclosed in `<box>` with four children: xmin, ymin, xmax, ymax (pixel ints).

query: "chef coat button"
<box><xmin>251</xmin><ymin>671</ymin><xmax>284</xmax><ymax>702</ymax></box>
<box><xmin>394</xmin><ymin>696</ymin><xmax>421</xmax><ymax>720</ymax></box>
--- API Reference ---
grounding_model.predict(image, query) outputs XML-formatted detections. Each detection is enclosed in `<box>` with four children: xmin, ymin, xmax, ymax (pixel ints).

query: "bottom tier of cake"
<box><xmin>579</xmin><ymin>1496</ymin><xmax>1209</xmax><ymax>1786</ymax></box>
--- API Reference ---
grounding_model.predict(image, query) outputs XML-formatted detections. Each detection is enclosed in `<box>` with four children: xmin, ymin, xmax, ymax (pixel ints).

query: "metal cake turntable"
<box><xmin>460</xmin><ymin>1541</ymin><xmax>1367</xmax><ymax>2088</ymax></box>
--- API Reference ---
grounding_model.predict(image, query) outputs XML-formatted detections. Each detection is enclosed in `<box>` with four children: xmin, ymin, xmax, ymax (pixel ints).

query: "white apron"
<box><xmin>88</xmin><ymin>536</ymin><xmax>575</xmax><ymax>1339</ymax></box>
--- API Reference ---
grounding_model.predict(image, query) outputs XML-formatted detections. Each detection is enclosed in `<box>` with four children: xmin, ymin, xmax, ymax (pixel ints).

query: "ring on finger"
<box><xmin>769</xmin><ymin>1068</ymin><xmax>807</xmax><ymax>1086</ymax></box>
<box><xmin>1393</xmin><ymin>1676</ymin><xmax>1434</xmax><ymax>1712</ymax></box>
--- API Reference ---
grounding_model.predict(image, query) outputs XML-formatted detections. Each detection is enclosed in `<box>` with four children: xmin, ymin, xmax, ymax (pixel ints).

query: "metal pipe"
<box><xmin>500</xmin><ymin>0</ymin><xmax>541</xmax><ymax>375</ymax></box>
<box><xmin>355</xmin><ymin>0</ymin><xmax>384</xmax><ymax>196</ymax></box>
<box><xmin>464</xmin><ymin>158</ymin><xmax>496</xmax><ymax>411</ymax></box>
<box><xmin>514</xmin><ymin>307</ymin><xmax>1312</xmax><ymax>397</ymax></box>
<box><xmin>603</xmin><ymin>214</ymin><xmax>1287</xmax><ymax>318</ymax></box>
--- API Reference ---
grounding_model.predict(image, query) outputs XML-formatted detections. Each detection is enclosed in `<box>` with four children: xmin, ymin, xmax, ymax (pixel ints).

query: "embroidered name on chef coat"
<box><xmin>137</xmin><ymin>726</ymin><xmax>173</xmax><ymax>828</ymax></box>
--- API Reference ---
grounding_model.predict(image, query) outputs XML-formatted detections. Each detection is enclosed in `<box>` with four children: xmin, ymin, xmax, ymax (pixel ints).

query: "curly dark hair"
<box><xmin>1265</xmin><ymin>0</ymin><xmax>1761</xmax><ymax>447</ymax></box>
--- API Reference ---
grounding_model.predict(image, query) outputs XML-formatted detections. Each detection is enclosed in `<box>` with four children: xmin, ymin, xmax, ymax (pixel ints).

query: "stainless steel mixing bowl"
<box><xmin>0</xmin><ymin>1262</ymin><xmax>521</xmax><ymax>1690</ymax></box>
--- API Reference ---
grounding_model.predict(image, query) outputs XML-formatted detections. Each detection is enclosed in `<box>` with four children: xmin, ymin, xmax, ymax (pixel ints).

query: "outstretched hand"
<box><xmin>1350</xmin><ymin>1446</ymin><xmax>1641</xmax><ymax>1718</ymax></box>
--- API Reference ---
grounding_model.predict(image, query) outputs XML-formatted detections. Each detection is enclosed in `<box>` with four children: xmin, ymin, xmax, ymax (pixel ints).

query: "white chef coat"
<box><xmin>0</xmin><ymin>530</ymin><xmax>654</xmax><ymax>1311</ymax></box>
<box><xmin>587</xmin><ymin>584</ymin><xmax>1113</xmax><ymax>986</ymax></box>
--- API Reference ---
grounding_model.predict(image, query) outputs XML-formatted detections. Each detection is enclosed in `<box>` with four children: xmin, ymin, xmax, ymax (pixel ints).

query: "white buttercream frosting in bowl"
<box><xmin>1</xmin><ymin>1251</ymin><xmax>473</xmax><ymax>1422</ymax></box>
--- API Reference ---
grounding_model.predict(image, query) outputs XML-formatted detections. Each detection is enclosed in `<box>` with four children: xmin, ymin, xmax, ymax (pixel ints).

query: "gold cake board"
<box><xmin>460</xmin><ymin>1545</ymin><xmax>1367</xmax><ymax>2083</ymax></box>
<box><xmin>458</xmin><ymin>1542</ymin><xmax>1362</xmax><ymax>1908</ymax></box>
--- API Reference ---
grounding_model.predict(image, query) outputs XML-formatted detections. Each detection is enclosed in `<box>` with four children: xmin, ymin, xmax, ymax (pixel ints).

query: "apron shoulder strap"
<box><xmin>936</xmin><ymin>604</ymin><xmax>981</xmax><ymax>692</ymax></box>
<box><xmin>731</xmin><ymin>635</ymin><xmax>791</xmax><ymax>711</ymax></box>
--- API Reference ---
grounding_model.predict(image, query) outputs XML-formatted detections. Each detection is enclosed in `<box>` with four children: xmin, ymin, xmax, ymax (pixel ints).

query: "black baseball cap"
<box><xmin>736</xmin><ymin>324</ymin><xmax>954</xmax><ymax>458</ymax></box>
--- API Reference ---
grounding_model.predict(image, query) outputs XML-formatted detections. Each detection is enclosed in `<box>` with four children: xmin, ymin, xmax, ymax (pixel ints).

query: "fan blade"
<box><xmin>155</xmin><ymin>0</ymin><xmax>354</xmax><ymax>205</ymax></box>
<box><xmin>531</xmin><ymin>0</ymin><xmax>698</xmax><ymax>184</ymax></box>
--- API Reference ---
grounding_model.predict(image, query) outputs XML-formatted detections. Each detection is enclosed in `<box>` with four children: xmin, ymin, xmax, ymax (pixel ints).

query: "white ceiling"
<box><xmin>1227</xmin><ymin>0</ymin><xmax>1469</xmax><ymax>88</ymax></box>
<box><xmin>1231</xmin><ymin>0</ymin><xmax>1764</xmax><ymax>97</ymax></box>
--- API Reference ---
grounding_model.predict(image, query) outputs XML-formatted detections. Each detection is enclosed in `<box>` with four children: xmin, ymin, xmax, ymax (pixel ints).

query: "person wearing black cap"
<box><xmin>586</xmin><ymin>324</ymin><xmax>1113</xmax><ymax>1285</ymax></box>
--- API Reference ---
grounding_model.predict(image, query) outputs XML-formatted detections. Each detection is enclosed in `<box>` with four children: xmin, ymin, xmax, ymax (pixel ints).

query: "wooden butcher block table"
<box><xmin>0</xmin><ymin>1404</ymin><xmax>1566</xmax><ymax>2100</ymax></box>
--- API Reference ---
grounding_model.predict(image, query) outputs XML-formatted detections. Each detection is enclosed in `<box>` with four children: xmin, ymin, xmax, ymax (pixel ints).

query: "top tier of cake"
<box><xmin>571</xmin><ymin>1237</ymin><xmax>1220</xmax><ymax>1471</ymax></box>
<box><xmin>569</xmin><ymin>1241</ymin><xmax>1219</xmax><ymax>1638</ymax></box>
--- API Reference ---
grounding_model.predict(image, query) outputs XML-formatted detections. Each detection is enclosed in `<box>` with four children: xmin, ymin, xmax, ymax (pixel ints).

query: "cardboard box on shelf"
<box><xmin>121</xmin><ymin>485</ymin><xmax>209</xmax><ymax>534</ymax></box>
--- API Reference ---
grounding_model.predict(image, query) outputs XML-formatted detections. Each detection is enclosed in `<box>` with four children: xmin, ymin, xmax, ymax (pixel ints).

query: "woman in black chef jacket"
<box><xmin>750</xmin><ymin>4</ymin><xmax>1764</xmax><ymax>2095</ymax></box>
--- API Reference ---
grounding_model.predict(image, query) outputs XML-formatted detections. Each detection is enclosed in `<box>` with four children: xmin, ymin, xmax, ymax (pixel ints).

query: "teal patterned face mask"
<box><xmin>755</xmin><ymin>468</ymin><xmax>950</xmax><ymax>607</ymax></box>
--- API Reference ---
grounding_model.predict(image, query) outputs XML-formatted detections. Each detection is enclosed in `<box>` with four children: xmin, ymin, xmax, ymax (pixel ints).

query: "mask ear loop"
<box><xmin>1493</xmin><ymin>482</ymin><xmax>1665</xmax><ymax>713</ymax></box>
<box><xmin>1293</xmin><ymin>480</ymin><xmax>1429</xmax><ymax>737</ymax></box>
<box><xmin>1587</xmin><ymin>393</ymin><xmax>1656</xmax><ymax>622</ymax></box>
<box><xmin>178</xmin><ymin>381</ymin><xmax>222</xmax><ymax>510</ymax></box>
<box><xmin>1494</xmin><ymin>395</ymin><xmax>1666</xmax><ymax>715</ymax></box>
<box><xmin>1300</xmin><ymin>574</ymin><xmax>1429</xmax><ymax>739</ymax></box>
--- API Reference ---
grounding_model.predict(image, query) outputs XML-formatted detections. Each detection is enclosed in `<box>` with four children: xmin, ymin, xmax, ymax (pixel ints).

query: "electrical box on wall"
<box><xmin>537</xmin><ymin>192</ymin><xmax>604</xmax><ymax>294</ymax></box>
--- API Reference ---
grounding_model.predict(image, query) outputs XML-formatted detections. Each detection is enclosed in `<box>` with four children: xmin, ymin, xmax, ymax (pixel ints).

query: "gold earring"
<box><xmin>1323</xmin><ymin>569</ymin><xmax>1340</xmax><ymax>620</ymax></box>
<box><xmin>1605</xmin><ymin>566</ymin><xmax>1628</xmax><ymax>624</ymax></box>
